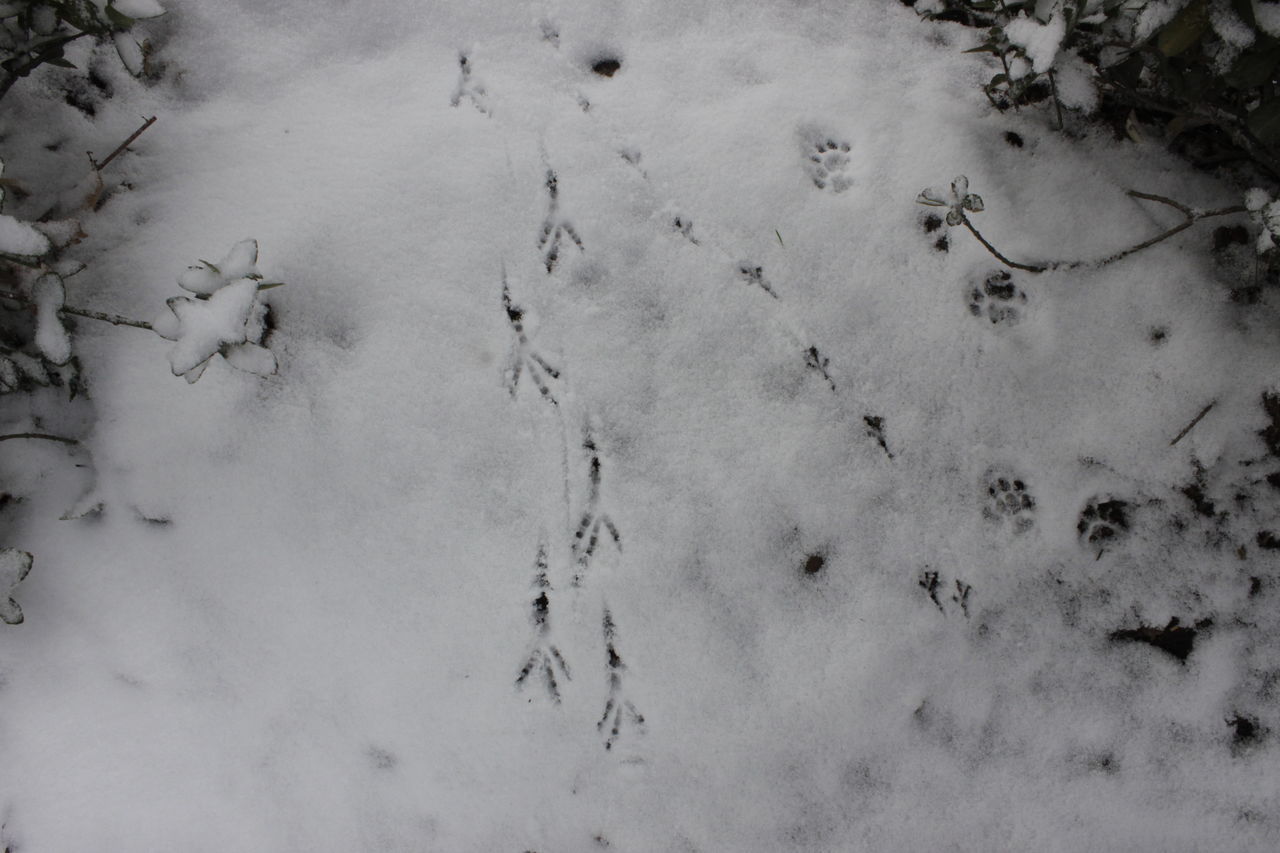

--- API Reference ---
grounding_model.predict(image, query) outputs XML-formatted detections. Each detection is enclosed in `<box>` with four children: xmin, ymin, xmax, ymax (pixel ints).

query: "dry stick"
<box><xmin>90</xmin><ymin>115</ymin><xmax>157</xmax><ymax>172</ymax></box>
<box><xmin>1170</xmin><ymin>401</ymin><xmax>1216</xmax><ymax>447</ymax></box>
<box><xmin>0</xmin><ymin>289</ymin><xmax>152</xmax><ymax>331</ymax></box>
<box><xmin>0</xmin><ymin>432</ymin><xmax>77</xmax><ymax>445</ymax></box>
<box><xmin>959</xmin><ymin>194</ymin><xmax>1248</xmax><ymax>274</ymax></box>
<box><xmin>1048</xmin><ymin>69</ymin><xmax>1064</xmax><ymax>131</ymax></box>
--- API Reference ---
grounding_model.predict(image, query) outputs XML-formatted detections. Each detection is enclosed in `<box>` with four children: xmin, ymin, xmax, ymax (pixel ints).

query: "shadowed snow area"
<box><xmin>1</xmin><ymin>0</ymin><xmax>1279</xmax><ymax>850</ymax></box>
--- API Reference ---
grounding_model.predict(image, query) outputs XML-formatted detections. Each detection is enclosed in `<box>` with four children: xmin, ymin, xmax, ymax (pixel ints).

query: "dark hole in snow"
<box><xmin>1249</xmin><ymin>576</ymin><xmax>1262</xmax><ymax>597</ymax></box>
<box><xmin>1003</xmin><ymin>131</ymin><xmax>1024</xmax><ymax>148</ymax></box>
<box><xmin>1267</xmin><ymin>471</ymin><xmax>1280</xmax><ymax>490</ymax></box>
<box><xmin>1212</xmin><ymin>225</ymin><xmax>1249</xmax><ymax>252</ymax></box>
<box><xmin>933</xmin><ymin>235</ymin><xmax>949</xmax><ymax>252</ymax></box>
<box><xmin>592</xmin><ymin>58</ymin><xmax>621</xmax><ymax>77</ymax></box>
<box><xmin>1078</xmin><ymin>498</ymin><xmax>1130</xmax><ymax>543</ymax></box>
<box><xmin>1257</xmin><ymin>530</ymin><xmax>1280</xmax><ymax>550</ymax></box>
<box><xmin>1228</xmin><ymin>714</ymin><xmax>1261</xmax><ymax>748</ymax></box>
<box><xmin>1180</xmin><ymin>482</ymin><xmax>1216</xmax><ymax>517</ymax></box>
<box><xmin>922</xmin><ymin>213</ymin><xmax>943</xmax><ymax>233</ymax></box>
<box><xmin>1109</xmin><ymin>618</ymin><xmax>1205</xmax><ymax>662</ymax></box>
<box><xmin>1231</xmin><ymin>285</ymin><xmax>1262</xmax><ymax>305</ymax></box>
<box><xmin>803</xmin><ymin>553</ymin><xmax>825</xmax><ymax>575</ymax></box>
<box><xmin>1149</xmin><ymin>326</ymin><xmax>1168</xmax><ymax>344</ymax></box>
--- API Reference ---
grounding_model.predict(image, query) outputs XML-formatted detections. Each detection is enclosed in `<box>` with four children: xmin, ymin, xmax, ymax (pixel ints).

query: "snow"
<box><xmin>0</xmin><ymin>213</ymin><xmax>50</xmax><ymax>259</ymax></box>
<box><xmin>1</xmin><ymin>0</ymin><xmax>1279</xmax><ymax>850</ymax></box>
<box><xmin>32</xmin><ymin>274</ymin><xmax>70</xmax><ymax>365</ymax></box>
<box><xmin>1005</xmin><ymin>11</ymin><xmax>1067</xmax><ymax>75</ymax></box>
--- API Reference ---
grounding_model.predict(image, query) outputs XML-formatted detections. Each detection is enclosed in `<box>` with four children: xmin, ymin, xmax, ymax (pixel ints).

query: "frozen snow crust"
<box><xmin>2</xmin><ymin>0</ymin><xmax>1280</xmax><ymax>850</ymax></box>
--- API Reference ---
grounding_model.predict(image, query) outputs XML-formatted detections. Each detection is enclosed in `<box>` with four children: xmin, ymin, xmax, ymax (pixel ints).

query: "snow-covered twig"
<box><xmin>90</xmin><ymin>116</ymin><xmax>157</xmax><ymax>172</ymax></box>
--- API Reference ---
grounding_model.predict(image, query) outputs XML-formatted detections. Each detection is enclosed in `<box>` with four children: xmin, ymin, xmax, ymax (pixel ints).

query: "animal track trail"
<box><xmin>598</xmin><ymin>607</ymin><xmax>645</xmax><ymax>750</ymax></box>
<box><xmin>968</xmin><ymin>270</ymin><xmax>1027</xmax><ymax>326</ymax></box>
<box><xmin>571</xmin><ymin>428</ymin><xmax>621</xmax><ymax>588</ymax></box>
<box><xmin>515</xmin><ymin>544</ymin><xmax>572</xmax><ymax>703</ymax></box>
<box><xmin>538</xmin><ymin>170</ymin><xmax>584</xmax><ymax>274</ymax></box>
<box><xmin>449</xmin><ymin>53</ymin><xmax>490</xmax><ymax>116</ymax></box>
<box><xmin>803</xmin><ymin>136</ymin><xmax>853</xmax><ymax>193</ymax></box>
<box><xmin>503</xmin><ymin>276</ymin><xmax>562</xmax><ymax>406</ymax></box>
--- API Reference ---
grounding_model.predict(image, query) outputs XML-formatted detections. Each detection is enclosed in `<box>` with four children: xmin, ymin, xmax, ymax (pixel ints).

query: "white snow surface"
<box><xmin>2</xmin><ymin>1</ymin><xmax>1280</xmax><ymax>851</ymax></box>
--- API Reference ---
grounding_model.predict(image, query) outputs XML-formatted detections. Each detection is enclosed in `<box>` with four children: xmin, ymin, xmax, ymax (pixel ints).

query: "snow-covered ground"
<box><xmin>1</xmin><ymin>0</ymin><xmax>1279</xmax><ymax>849</ymax></box>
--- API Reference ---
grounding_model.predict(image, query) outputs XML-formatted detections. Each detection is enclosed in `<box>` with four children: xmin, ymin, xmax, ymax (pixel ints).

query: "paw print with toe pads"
<box><xmin>982</xmin><ymin>467</ymin><xmax>1035</xmax><ymax>533</ymax></box>
<box><xmin>968</xmin><ymin>270</ymin><xmax>1027</xmax><ymax>326</ymax></box>
<box><xmin>803</xmin><ymin>136</ymin><xmax>853</xmax><ymax>193</ymax></box>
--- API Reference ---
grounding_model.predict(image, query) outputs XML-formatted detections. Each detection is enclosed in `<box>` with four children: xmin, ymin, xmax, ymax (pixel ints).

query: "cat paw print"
<box><xmin>598</xmin><ymin>607</ymin><xmax>645</xmax><ymax>750</ymax></box>
<box><xmin>803</xmin><ymin>137</ymin><xmax>853</xmax><ymax>193</ymax></box>
<box><xmin>538</xmin><ymin>170</ymin><xmax>584</xmax><ymax>274</ymax></box>
<box><xmin>982</xmin><ymin>467</ymin><xmax>1035</xmax><ymax>533</ymax></box>
<box><xmin>502</xmin><ymin>276</ymin><xmax>561</xmax><ymax>406</ymax></box>
<box><xmin>1078</xmin><ymin>496</ymin><xmax>1130</xmax><ymax>552</ymax></box>
<box><xmin>515</xmin><ymin>544</ymin><xmax>572</xmax><ymax>703</ymax></box>
<box><xmin>449</xmin><ymin>53</ymin><xmax>490</xmax><ymax>115</ymax></box>
<box><xmin>968</xmin><ymin>270</ymin><xmax>1026</xmax><ymax>326</ymax></box>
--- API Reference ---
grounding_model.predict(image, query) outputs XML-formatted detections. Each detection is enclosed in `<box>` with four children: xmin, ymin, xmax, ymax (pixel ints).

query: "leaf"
<box><xmin>1226</xmin><ymin>47</ymin><xmax>1280</xmax><ymax>91</ymax></box>
<box><xmin>1248</xmin><ymin>98</ymin><xmax>1280</xmax><ymax>145</ymax></box>
<box><xmin>946</xmin><ymin>209</ymin><xmax>963</xmax><ymax>226</ymax></box>
<box><xmin>45</xmin><ymin>57</ymin><xmax>76</xmax><ymax>69</ymax></box>
<box><xmin>916</xmin><ymin>188</ymin><xmax>948</xmax><ymax>206</ymax></box>
<box><xmin>103</xmin><ymin>4</ymin><xmax>136</xmax><ymax>29</ymax></box>
<box><xmin>1158</xmin><ymin>0</ymin><xmax>1209</xmax><ymax>58</ymax></box>
<box><xmin>963</xmin><ymin>193</ymin><xmax>984</xmax><ymax>213</ymax></box>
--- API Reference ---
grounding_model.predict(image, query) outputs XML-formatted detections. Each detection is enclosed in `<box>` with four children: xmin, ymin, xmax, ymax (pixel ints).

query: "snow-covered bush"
<box><xmin>913</xmin><ymin>0</ymin><xmax>1280</xmax><ymax>180</ymax></box>
<box><xmin>0</xmin><ymin>0</ymin><xmax>165</xmax><ymax>99</ymax></box>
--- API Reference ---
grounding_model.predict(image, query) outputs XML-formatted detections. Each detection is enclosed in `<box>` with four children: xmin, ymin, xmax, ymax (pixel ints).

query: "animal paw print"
<box><xmin>968</xmin><ymin>270</ymin><xmax>1027</xmax><ymax>326</ymax></box>
<box><xmin>737</xmin><ymin>263</ymin><xmax>778</xmax><ymax>299</ymax></box>
<box><xmin>804</xmin><ymin>137</ymin><xmax>853</xmax><ymax>193</ymax></box>
<box><xmin>1078</xmin><ymin>496</ymin><xmax>1130</xmax><ymax>551</ymax></box>
<box><xmin>503</xmin><ymin>276</ymin><xmax>561</xmax><ymax>406</ymax></box>
<box><xmin>982</xmin><ymin>467</ymin><xmax>1035</xmax><ymax>533</ymax></box>
<box><xmin>919</xmin><ymin>570</ymin><xmax>972</xmax><ymax>618</ymax></box>
<box><xmin>515</xmin><ymin>544</ymin><xmax>572</xmax><ymax>703</ymax></box>
<box><xmin>449</xmin><ymin>53</ymin><xmax>490</xmax><ymax>116</ymax></box>
<box><xmin>571</xmin><ymin>428</ymin><xmax>621</xmax><ymax>587</ymax></box>
<box><xmin>598</xmin><ymin>607</ymin><xmax>645</xmax><ymax>750</ymax></box>
<box><xmin>538</xmin><ymin>170</ymin><xmax>584</xmax><ymax>274</ymax></box>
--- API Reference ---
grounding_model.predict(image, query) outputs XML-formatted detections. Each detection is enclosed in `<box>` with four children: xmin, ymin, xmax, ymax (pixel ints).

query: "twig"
<box><xmin>0</xmin><ymin>289</ymin><xmax>152</xmax><ymax>331</ymax></box>
<box><xmin>0</xmin><ymin>433</ymin><xmax>77</xmax><ymax>445</ymax></box>
<box><xmin>961</xmin><ymin>218</ymin><xmax>1047</xmax><ymax>272</ymax></box>
<box><xmin>90</xmin><ymin>116</ymin><xmax>157</xmax><ymax>172</ymax></box>
<box><xmin>957</xmin><ymin>193</ymin><xmax>1247</xmax><ymax>274</ymax></box>
<box><xmin>1170</xmin><ymin>400</ymin><xmax>1216</xmax><ymax>447</ymax></box>
<box><xmin>1048</xmin><ymin>69</ymin><xmax>1064</xmax><ymax>131</ymax></box>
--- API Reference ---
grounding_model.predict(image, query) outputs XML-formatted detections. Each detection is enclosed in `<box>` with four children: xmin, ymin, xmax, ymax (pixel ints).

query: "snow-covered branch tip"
<box><xmin>152</xmin><ymin>239</ymin><xmax>283</xmax><ymax>383</ymax></box>
<box><xmin>917</xmin><ymin>176</ymin><xmax>1248</xmax><ymax>274</ymax></box>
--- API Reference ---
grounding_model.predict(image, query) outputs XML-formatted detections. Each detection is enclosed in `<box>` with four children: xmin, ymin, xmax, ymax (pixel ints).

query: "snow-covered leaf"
<box><xmin>113</xmin><ymin>30</ymin><xmax>144</xmax><ymax>75</ymax></box>
<box><xmin>112</xmin><ymin>0</ymin><xmax>164</xmax><ymax>18</ymax></box>
<box><xmin>917</xmin><ymin>187</ymin><xmax>949</xmax><ymax>206</ymax></box>
<box><xmin>222</xmin><ymin>342</ymin><xmax>277</xmax><ymax>376</ymax></box>
<box><xmin>33</xmin><ymin>274</ymin><xmax>71</xmax><ymax>365</ymax></box>
<box><xmin>178</xmin><ymin>239</ymin><xmax>260</xmax><ymax>295</ymax></box>
<box><xmin>0</xmin><ymin>214</ymin><xmax>51</xmax><ymax>260</ymax></box>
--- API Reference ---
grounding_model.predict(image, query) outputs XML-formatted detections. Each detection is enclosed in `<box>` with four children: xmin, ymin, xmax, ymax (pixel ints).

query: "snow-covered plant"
<box><xmin>917</xmin><ymin>175</ymin><xmax>985</xmax><ymax>226</ymax></box>
<box><xmin>0</xmin><ymin>547</ymin><xmax>32</xmax><ymax>624</ymax></box>
<box><xmin>1245</xmin><ymin>187</ymin><xmax>1280</xmax><ymax>253</ymax></box>
<box><xmin>918</xmin><ymin>173</ymin><xmax>1249</xmax><ymax>272</ymax></box>
<box><xmin>917</xmin><ymin>0</ymin><xmax>1280</xmax><ymax>179</ymax></box>
<box><xmin>151</xmin><ymin>239</ymin><xmax>281</xmax><ymax>383</ymax></box>
<box><xmin>0</xmin><ymin>0</ymin><xmax>165</xmax><ymax>99</ymax></box>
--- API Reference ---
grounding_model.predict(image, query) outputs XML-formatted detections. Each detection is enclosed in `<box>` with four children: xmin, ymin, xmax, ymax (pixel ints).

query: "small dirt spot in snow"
<box><xmin>592</xmin><ymin>58</ymin><xmax>621</xmax><ymax>77</ymax></box>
